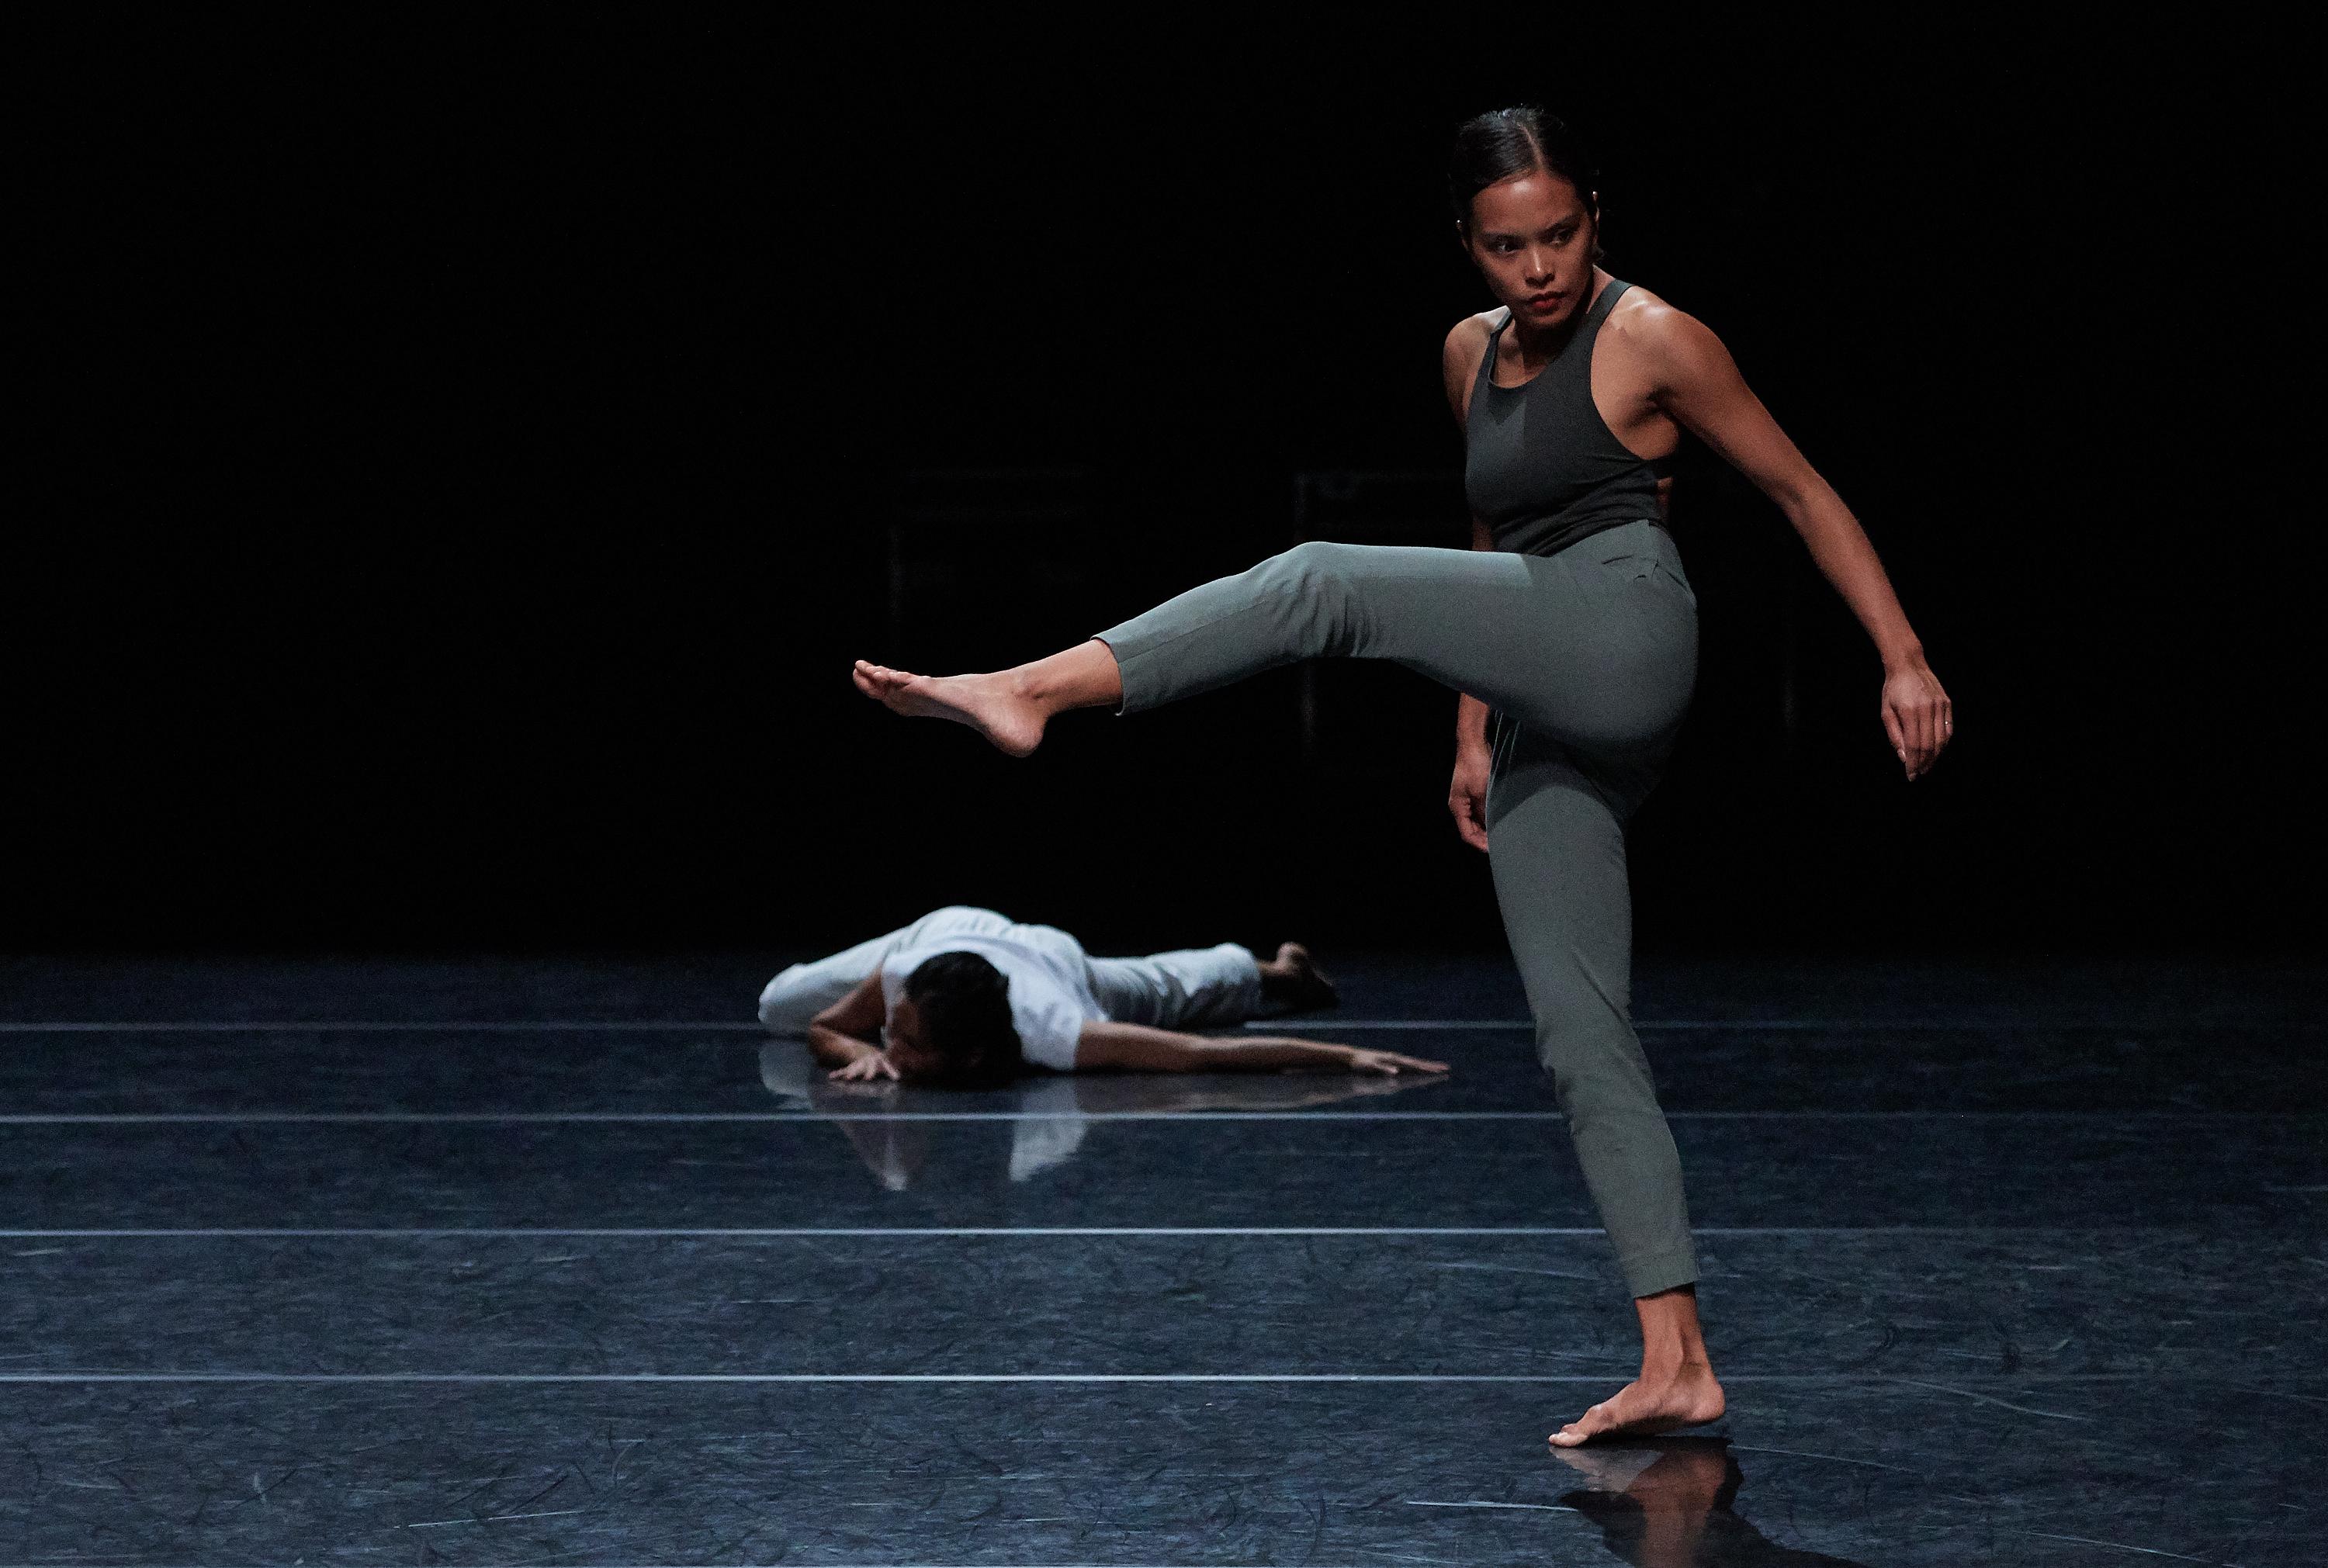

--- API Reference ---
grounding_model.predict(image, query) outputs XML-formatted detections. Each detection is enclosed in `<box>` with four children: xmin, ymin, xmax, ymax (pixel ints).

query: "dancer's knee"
<box><xmin>1266</xmin><ymin>539</ymin><xmax>1364</xmax><ymax>653</ymax></box>
<box><xmin>1533</xmin><ymin>1016</ymin><xmax>1655</xmax><ymax>1109</ymax></box>
<box><xmin>1270</xmin><ymin>538</ymin><xmax>1342</xmax><ymax>585</ymax></box>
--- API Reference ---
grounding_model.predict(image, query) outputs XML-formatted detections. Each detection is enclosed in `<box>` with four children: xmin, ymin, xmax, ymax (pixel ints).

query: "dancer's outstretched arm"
<box><xmin>1076</xmin><ymin>1019</ymin><xmax>1447</xmax><ymax>1077</ymax></box>
<box><xmin>852</xmin><ymin>643</ymin><xmax>1120</xmax><ymax>758</ymax></box>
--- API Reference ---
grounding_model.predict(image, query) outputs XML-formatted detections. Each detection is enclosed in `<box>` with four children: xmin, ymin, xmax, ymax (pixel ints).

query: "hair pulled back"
<box><xmin>1446</xmin><ymin>104</ymin><xmax>1606</xmax><ymax>264</ymax></box>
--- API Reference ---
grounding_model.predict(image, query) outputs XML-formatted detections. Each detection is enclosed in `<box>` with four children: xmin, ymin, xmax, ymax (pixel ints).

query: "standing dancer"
<box><xmin>849</xmin><ymin>106</ymin><xmax>1954</xmax><ymax>1447</ymax></box>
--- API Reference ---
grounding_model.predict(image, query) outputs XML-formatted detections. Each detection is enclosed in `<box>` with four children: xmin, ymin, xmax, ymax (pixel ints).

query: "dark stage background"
<box><xmin>9</xmin><ymin>16</ymin><xmax>2309</xmax><ymax>961</ymax></box>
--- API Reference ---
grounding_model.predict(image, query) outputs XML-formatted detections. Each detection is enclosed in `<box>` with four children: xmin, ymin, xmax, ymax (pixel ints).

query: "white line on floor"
<box><xmin>0</xmin><ymin>1225</ymin><xmax>2181</xmax><ymax>1239</ymax></box>
<box><xmin>0</xmin><ymin>1110</ymin><xmax>2292</xmax><ymax>1124</ymax></box>
<box><xmin>0</xmin><ymin>1017</ymin><xmax>2295</xmax><ymax>1032</ymax></box>
<box><xmin>0</xmin><ymin>1371</ymin><xmax>2159</xmax><ymax>1383</ymax></box>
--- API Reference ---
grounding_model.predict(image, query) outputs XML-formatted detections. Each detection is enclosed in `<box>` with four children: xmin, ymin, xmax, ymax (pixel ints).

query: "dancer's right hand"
<box><xmin>1345</xmin><ymin>1047</ymin><xmax>1450</xmax><ymax>1075</ymax></box>
<box><xmin>1448</xmin><ymin>746</ymin><xmax>1491</xmax><ymax>853</ymax></box>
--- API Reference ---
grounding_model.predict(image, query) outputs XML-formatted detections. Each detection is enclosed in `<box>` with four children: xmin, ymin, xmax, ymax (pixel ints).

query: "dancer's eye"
<box><xmin>1489</xmin><ymin>227</ymin><xmax>1576</xmax><ymax>253</ymax></box>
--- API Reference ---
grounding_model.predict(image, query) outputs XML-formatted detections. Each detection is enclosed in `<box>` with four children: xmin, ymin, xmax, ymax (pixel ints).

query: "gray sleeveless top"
<box><xmin>1462</xmin><ymin>275</ymin><xmax>1675</xmax><ymax>559</ymax></box>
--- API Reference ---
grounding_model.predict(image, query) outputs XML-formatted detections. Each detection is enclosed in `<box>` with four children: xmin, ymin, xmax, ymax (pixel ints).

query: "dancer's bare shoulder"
<box><xmin>1599</xmin><ymin>285</ymin><xmax>1814</xmax><ymax>495</ymax></box>
<box><xmin>1442</xmin><ymin>308</ymin><xmax>1505</xmax><ymax>428</ymax></box>
<box><xmin>1599</xmin><ymin>282</ymin><xmax>1725</xmax><ymax>396</ymax></box>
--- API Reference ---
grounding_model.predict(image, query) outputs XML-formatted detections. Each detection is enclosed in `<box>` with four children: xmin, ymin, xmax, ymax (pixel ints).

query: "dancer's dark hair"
<box><xmin>1446</xmin><ymin>105</ymin><xmax>1607</xmax><ymax>264</ymax></box>
<box><xmin>902</xmin><ymin>950</ymin><xmax>1024</xmax><ymax>1088</ymax></box>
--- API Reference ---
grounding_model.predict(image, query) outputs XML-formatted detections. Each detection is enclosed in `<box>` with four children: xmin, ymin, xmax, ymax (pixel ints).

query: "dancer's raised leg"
<box><xmin>854</xmin><ymin>532</ymin><xmax>1689</xmax><ymax>760</ymax></box>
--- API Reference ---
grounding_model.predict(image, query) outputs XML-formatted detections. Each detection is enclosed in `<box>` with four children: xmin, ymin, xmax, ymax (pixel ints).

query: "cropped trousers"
<box><xmin>1090</xmin><ymin>516</ymin><xmax>1702</xmax><ymax>1297</ymax></box>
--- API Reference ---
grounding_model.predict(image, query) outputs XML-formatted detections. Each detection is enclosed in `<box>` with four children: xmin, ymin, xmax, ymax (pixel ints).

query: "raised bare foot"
<box><xmin>1549</xmin><ymin>1360</ymin><xmax>1726</xmax><ymax>1448</ymax></box>
<box><xmin>1263</xmin><ymin>941</ymin><xmax>1339</xmax><ymax>1012</ymax></box>
<box><xmin>851</xmin><ymin>659</ymin><xmax>1048</xmax><ymax>757</ymax></box>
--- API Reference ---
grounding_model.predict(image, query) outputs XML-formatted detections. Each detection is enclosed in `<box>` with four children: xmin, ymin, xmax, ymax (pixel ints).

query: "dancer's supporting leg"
<box><xmin>1487</xmin><ymin>718</ymin><xmax>1723</xmax><ymax>1445</ymax></box>
<box><xmin>852</xmin><ymin>526</ymin><xmax>1717</xmax><ymax>1442</ymax></box>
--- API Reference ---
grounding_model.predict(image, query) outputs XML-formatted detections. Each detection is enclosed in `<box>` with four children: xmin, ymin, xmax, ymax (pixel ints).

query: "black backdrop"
<box><xmin>9</xmin><ymin>15</ymin><xmax>2310</xmax><ymax>959</ymax></box>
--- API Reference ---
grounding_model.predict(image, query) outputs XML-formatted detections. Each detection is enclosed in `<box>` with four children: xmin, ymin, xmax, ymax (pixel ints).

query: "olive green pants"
<box><xmin>1090</xmin><ymin>517</ymin><xmax>1701</xmax><ymax>1297</ymax></box>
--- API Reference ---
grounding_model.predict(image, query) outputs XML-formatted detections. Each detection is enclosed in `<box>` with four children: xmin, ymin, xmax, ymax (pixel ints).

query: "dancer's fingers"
<box><xmin>1881</xmin><ymin>703</ymin><xmax>1910</xmax><ymax>778</ymax></box>
<box><xmin>1450</xmin><ymin>796</ymin><xmax>1488</xmax><ymax>852</ymax></box>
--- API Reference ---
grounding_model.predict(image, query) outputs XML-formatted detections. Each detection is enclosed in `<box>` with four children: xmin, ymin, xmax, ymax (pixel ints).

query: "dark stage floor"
<box><xmin>0</xmin><ymin>951</ymin><xmax>2321</xmax><ymax>1565</ymax></box>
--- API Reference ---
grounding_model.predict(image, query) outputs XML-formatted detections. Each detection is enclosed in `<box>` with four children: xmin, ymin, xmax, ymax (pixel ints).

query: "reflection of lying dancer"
<box><xmin>756</xmin><ymin>904</ymin><xmax>1447</xmax><ymax>1086</ymax></box>
<box><xmin>846</xmin><ymin>107</ymin><xmax>1953</xmax><ymax>1451</ymax></box>
<box><xmin>760</xmin><ymin>1040</ymin><xmax>1443</xmax><ymax>1190</ymax></box>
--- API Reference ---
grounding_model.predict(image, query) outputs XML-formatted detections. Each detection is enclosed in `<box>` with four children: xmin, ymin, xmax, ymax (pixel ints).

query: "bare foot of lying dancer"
<box><xmin>850</xmin><ymin>639</ymin><xmax>1124</xmax><ymax>758</ymax></box>
<box><xmin>1550</xmin><ymin>1284</ymin><xmax>1727</xmax><ymax>1448</ymax></box>
<box><xmin>1257</xmin><ymin>941</ymin><xmax>1339</xmax><ymax>1012</ymax></box>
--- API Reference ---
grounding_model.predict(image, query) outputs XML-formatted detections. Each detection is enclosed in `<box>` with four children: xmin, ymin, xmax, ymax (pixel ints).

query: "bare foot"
<box><xmin>1259</xmin><ymin>941</ymin><xmax>1339</xmax><ymax>1012</ymax></box>
<box><xmin>851</xmin><ymin>660</ymin><xmax>1048</xmax><ymax>757</ymax></box>
<box><xmin>1549</xmin><ymin>1360</ymin><xmax>1726</xmax><ymax>1448</ymax></box>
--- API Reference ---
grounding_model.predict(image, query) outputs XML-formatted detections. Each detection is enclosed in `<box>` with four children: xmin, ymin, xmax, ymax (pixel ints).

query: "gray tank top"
<box><xmin>1463</xmin><ymin>275</ymin><xmax>1675</xmax><ymax>559</ymax></box>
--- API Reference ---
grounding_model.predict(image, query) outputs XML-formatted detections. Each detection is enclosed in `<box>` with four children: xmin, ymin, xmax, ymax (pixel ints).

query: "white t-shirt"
<box><xmin>877</xmin><ymin>909</ymin><xmax>1103</xmax><ymax>1071</ymax></box>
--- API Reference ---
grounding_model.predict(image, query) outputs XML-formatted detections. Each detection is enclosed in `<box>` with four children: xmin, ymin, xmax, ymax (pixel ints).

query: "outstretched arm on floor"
<box><xmin>1075</xmin><ymin>1019</ymin><xmax>1446</xmax><ymax>1075</ymax></box>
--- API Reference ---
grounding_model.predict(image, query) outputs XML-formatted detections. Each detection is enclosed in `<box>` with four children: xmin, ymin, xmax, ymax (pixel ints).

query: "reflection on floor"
<box><xmin>0</xmin><ymin>952</ymin><xmax>2319</xmax><ymax>1564</ymax></box>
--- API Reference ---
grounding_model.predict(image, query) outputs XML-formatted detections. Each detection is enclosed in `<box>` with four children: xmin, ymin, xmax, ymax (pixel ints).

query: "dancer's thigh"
<box><xmin>1309</xmin><ymin>541</ymin><xmax>1694</xmax><ymax>760</ymax></box>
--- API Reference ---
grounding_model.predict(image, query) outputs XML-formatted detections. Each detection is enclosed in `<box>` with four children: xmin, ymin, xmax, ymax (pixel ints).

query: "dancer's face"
<box><xmin>1460</xmin><ymin>171</ymin><xmax>1599</xmax><ymax>331</ymax></box>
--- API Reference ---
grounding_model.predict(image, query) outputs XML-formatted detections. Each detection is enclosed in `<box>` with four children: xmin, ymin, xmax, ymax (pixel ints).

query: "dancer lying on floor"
<box><xmin>756</xmin><ymin>903</ymin><xmax>1447</xmax><ymax>1086</ymax></box>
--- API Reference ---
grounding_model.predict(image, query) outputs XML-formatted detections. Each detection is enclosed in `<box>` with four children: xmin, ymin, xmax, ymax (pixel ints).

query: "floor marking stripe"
<box><xmin>0</xmin><ymin>1225</ymin><xmax>2187</xmax><ymax>1239</ymax></box>
<box><xmin>0</xmin><ymin>1022</ymin><xmax>778</xmax><ymax>1033</ymax></box>
<box><xmin>0</xmin><ymin>1110</ymin><xmax>2298</xmax><ymax>1124</ymax></box>
<box><xmin>0</xmin><ymin>1018</ymin><xmax>2306</xmax><ymax>1033</ymax></box>
<box><xmin>0</xmin><ymin>1372</ymin><xmax>2163</xmax><ymax>1384</ymax></box>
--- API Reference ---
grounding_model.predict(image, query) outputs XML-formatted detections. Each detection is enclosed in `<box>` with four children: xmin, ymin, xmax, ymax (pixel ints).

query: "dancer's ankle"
<box><xmin>1640</xmin><ymin>1347</ymin><xmax>1710</xmax><ymax>1379</ymax></box>
<box><xmin>1635</xmin><ymin>1324</ymin><xmax>1705</xmax><ymax>1379</ymax></box>
<box><xmin>1006</xmin><ymin>665</ymin><xmax>1056</xmax><ymax>715</ymax></box>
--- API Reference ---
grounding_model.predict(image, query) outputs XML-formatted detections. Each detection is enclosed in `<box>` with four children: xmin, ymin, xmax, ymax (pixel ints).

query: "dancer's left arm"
<box><xmin>1640</xmin><ymin>306</ymin><xmax>1953</xmax><ymax>781</ymax></box>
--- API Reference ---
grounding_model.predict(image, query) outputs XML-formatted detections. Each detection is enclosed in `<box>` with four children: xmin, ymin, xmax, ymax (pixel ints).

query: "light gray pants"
<box><xmin>1084</xmin><ymin>947</ymin><xmax>1280</xmax><ymax>1030</ymax></box>
<box><xmin>1090</xmin><ymin>517</ymin><xmax>1701</xmax><ymax>1297</ymax></box>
